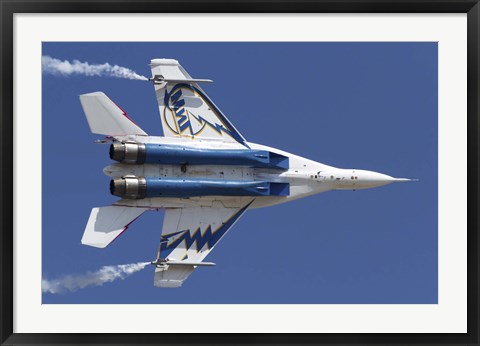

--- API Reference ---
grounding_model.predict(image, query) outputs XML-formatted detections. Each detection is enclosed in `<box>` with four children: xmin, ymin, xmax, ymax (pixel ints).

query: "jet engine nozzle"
<box><xmin>109</xmin><ymin>142</ymin><xmax>146</xmax><ymax>164</ymax></box>
<box><xmin>110</xmin><ymin>176</ymin><xmax>147</xmax><ymax>199</ymax></box>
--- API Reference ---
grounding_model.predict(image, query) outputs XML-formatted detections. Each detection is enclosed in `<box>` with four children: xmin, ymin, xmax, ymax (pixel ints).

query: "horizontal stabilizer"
<box><xmin>82</xmin><ymin>206</ymin><xmax>146</xmax><ymax>248</ymax></box>
<box><xmin>79</xmin><ymin>92</ymin><xmax>147</xmax><ymax>136</ymax></box>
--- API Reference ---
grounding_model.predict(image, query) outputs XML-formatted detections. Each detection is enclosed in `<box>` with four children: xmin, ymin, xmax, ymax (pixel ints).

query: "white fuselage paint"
<box><xmin>105</xmin><ymin>135</ymin><xmax>408</xmax><ymax>210</ymax></box>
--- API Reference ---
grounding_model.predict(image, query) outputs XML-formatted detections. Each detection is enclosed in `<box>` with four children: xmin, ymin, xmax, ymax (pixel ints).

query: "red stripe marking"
<box><xmin>105</xmin><ymin>94</ymin><xmax>143</xmax><ymax>128</ymax></box>
<box><xmin>110</xmin><ymin>211</ymin><xmax>146</xmax><ymax>245</ymax></box>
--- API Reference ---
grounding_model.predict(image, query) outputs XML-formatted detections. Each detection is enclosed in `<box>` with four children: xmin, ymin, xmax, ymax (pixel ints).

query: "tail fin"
<box><xmin>79</xmin><ymin>92</ymin><xmax>147</xmax><ymax>136</ymax></box>
<box><xmin>82</xmin><ymin>206</ymin><xmax>146</xmax><ymax>248</ymax></box>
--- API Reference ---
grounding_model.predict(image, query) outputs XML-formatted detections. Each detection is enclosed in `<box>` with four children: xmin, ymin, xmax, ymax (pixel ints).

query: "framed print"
<box><xmin>1</xmin><ymin>1</ymin><xmax>479</xmax><ymax>345</ymax></box>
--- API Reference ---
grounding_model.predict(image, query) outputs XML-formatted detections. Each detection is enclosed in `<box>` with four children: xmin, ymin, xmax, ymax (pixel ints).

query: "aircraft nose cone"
<box><xmin>354</xmin><ymin>170</ymin><xmax>415</xmax><ymax>189</ymax></box>
<box><xmin>365</xmin><ymin>171</ymin><xmax>395</xmax><ymax>182</ymax></box>
<box><xmin>356</xmin><ymin>170</ymin><xmax>396</xmax><ymax>188</ymax></box>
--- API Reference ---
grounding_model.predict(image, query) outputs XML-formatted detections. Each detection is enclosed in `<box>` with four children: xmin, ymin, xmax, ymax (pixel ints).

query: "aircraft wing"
<box><xmin>153</xmin><ymin>200</ymin><xmax>253</xmax><ymax>288</ymax></box>
<box><xmin>150</xmin><ymin>59</ymin><xmax>248</xmax><ymax>146</ymax></box>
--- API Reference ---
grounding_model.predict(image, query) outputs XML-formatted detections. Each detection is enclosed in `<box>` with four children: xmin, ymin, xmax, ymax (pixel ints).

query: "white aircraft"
<box><xmin>80</xmin><ymin>58</ymin><xmax>412</xmax><ymax>288</ymax></box>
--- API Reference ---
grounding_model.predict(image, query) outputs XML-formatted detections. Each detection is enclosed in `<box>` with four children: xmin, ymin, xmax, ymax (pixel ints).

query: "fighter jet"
<box><xmin>79</xmin><ymin>58</ymin><xmax>412</xmax><ymax>288</ymax></box>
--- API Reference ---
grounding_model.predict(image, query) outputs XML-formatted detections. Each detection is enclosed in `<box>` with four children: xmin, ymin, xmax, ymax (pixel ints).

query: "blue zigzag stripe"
<box><xmin>159</xmin><ymin>202</ymin><xmax>252</xmax><ymax>258</ymax></box>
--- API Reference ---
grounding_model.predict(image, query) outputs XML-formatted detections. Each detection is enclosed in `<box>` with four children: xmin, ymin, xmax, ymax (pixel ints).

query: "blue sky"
<box><xmin>42</xmin><ymin>42</ymin><xmax>437</xmax><ymax>304</ymax></box>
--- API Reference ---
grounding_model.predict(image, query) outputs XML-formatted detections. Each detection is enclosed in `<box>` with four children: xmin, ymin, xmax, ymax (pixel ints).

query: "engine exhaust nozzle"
<box><xmin>109</xmin><ymin>142</ymin><xmax>146</xmax><ymax>164</ymax></box>
<box><xmin>110</xmin><ymin>176</ymin><xmax>147</xmax><ymax>199</ymax></box>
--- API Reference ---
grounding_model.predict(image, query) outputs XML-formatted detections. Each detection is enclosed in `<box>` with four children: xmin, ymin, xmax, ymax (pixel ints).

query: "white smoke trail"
<box><xmin>42</xmin><ymin>262</ymin><xmax>150</xmax><ymax>294</ymax></box>
<box><xmin>42</xmin><ymin>55</ymin><xmax>148</xmax><ymax>81</ymax></box>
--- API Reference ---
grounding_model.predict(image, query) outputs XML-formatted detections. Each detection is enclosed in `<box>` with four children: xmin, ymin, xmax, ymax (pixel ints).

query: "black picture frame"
<box><xmin>1</xmin><ymin>1</ymin><xmax>478</xmax><ymax>345</ymax></box>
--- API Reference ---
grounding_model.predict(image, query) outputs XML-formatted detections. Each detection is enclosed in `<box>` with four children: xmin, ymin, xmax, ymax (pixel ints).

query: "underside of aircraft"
<box><xmin>79</xmin><ymin>58</ymin><xmax>412</xmax><ymax>288</ymax></box>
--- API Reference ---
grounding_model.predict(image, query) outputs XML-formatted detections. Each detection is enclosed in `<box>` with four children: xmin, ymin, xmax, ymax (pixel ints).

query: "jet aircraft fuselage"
<box><xmin>103</xmin><ymin>135</ymin><xmax>409</xmax><ymax>211</ymax></box>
